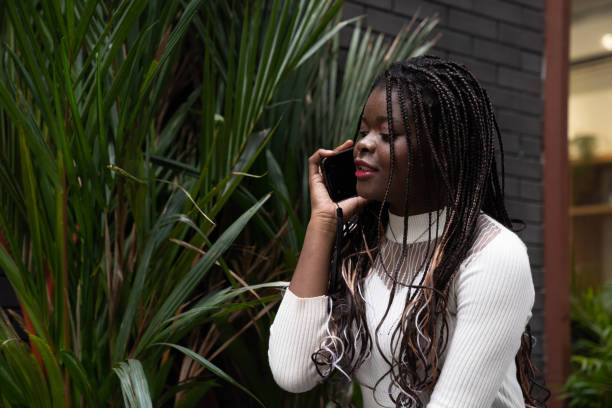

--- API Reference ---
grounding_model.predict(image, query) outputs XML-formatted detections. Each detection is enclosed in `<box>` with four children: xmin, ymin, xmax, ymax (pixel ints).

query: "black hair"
<box><xmin>312</xmin><ymin>55</ymin><xmax>549</xmax><ymax>407</ymax></box>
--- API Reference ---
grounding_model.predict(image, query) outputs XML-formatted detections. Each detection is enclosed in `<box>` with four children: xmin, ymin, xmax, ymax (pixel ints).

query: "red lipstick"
<box><xmin>354</xmin><ymin>159</ymin><xmax>377</xmax><ymax>179</ymax></box>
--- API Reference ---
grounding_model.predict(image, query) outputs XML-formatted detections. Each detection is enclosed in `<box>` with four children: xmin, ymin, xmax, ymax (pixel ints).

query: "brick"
<box><xmin>488</xmin><ymin>86</ymin><xmax>542</xmax><ymax>115</ymax></box>
<box><xmin>531</xmin><ymin>265</ymin><xmax>544</xmax><ymax>289</ymax></box>
<box><xmin>506</xmin><ymin>200</ymin><xmax>542</xmax><ymax>222</ymax></box>
<box><xmin>343</xmin><ymin>3</ymin><xmax>366</xmax><ymax>20</ymax></box>
<box><xmin>498</xmin><ymin>67</ymin><xmax>541</xmax><ymax>94</ymax></box>
<box><xmin>449</xmin><ymin>9</ymin><xmax>497</xmax><ymax>39</ymax></box>
<box><xmin>516</xmin><ymin>223</ymin><xmax>542</xmax><ymax>244</ymax></box>
<box><xmin>427</xmin><ymin>47</ymin><xmax>449</xmax><ymax>59</ymax></box>
<box><xmin>508</xmin><ymin>0</ymin><xmax>545</xmax><ymax>11</ymax></box>
<box><xmin>473</xmin><ymin>38</ymin><xmax>521</xmax><ymax>67</ymax></box>
<box><xmin>488</xmin><ymin>86</ymin><xmax>517</xmax><ymax>110</ymax></box>
<box><xmin>521</xmin><ymin>7</ymin><xmax>545</xmax><ymax>31</ymax></box>
<box><xmin>339</xmin><ymin>24</ymin><xmax>355</xmax><ymax>48</ymax></box>
<box><xmin>533</xmin><ymin>347</ymin><xmax>545</xmax><ymax>372</ymax></box>
<box><xmin>531</xmin><ymin>317</ymin><xmax>543</xmax><ymax>330</ymax></box>
<box><xmin>520</xmin><ymin>136</ymin><xmax>542</xmax><ymax>157</ymax></box>
<box><xmin>473</xmin><ymin>0</ymin><xmax>522</xmax><ymax>24</ymax></box>
<box><xmin>532</xmin><ymin>295</ymin><xmax>545</xmax><ymax>319</ymax></box>
<box><xmin>531</xmin><ymin>318</ymin><xmax>544</xmax><ymax>334</ymax></box>
<box><xmin>527</xmin><ymin>245</ymin><xmax>544</xmax><ymax>267</ymax></box>
<box><xmin>436</xmin><ymin>27</ymin><xmax>472</xmax><ymax>54</ymax></box>
<box><xmin>533</xmin><ymin>354</ymin><xmax>545</xmax><ymax>370</ymax></box>
<box><xmin>533</xmin><ymin>350</ymin><xmax>545</xmax><ymax>363</ymax></box>
<box><xmin>504</xmin><ymin>176</ymin><xmax>520</xmax><ymax>198</ymax></box>
<box><xmin>530</xmin><ymin>327</ymin><xmax>544</xmax><ymax>344</ymax></box>
<box><xmin>449</xmin><ymin>53</ymin><xmax>497</xmax><ymax>84</ymax></box>
<box><xmin>518</xmin><ymin>93</ymin><xmax>542</xmax><ymax>115</ymax></box>
<box><xmin>533</xmin><ymin>355</ymin><xmax>545</xmax><ymax>373</ymax></box>
<box><xmin>512</xmin><ymin>90</ymin><xmax>541</xmax><ymax>115</ymax></box>
<box><xmin>499</xmin><ymin>23</ymin><xmax>544</xmax><ymax>52</ymax></box>
<box><xmin>521</xmin><ymin>51</ymin><xmax>542</xmax><ymax>73</ymax></box>
<box><xmin>366</xmin><ymin>9</ymin><xmax>408</xmax><ymax>36</ymax></box>
<box><xmin>434</xmin><ymin>0</ymin><xmax>473</xmax><ymax>8</ymax></box>
<box><xmin>504</xmin><ymin>155</ymin><xmax>541</xmax><ymax>178</ymax></box>
<box><xmin>355</xmin><ymin>0</ymin><xmax>391</xmax><ymax>9</ymax></box>
<box><xmin>497</xmin><ymin>110</ymin><xmax>541</xmax><ymax>136</ymax></box>
<box><xmin>338</xmin><ymin>48</ymin><xmax>348</xmax><ymax>69</ymax></box>
<box><xmin>501</xmin><ymin>131</ymin><xmax>521</xmax><ymax>153</ymax></box>
<box><xmin>521</xmin><ymin>179</ymin><xmax>542</xmax><ymax>201</ymax></box>
<box><xmin>393</xmin><ymin>0</ymin><xmax>448</xmax><ymax>23</ymax></box>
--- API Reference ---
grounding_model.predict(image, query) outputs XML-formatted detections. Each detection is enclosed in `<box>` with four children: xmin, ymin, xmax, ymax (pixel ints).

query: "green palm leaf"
<box><xmin>114</xmin><ymin>359</ymin><xmax>154</xmax><ymax>408</ymax></box>
<box><xmin>159</xmin><ymin>343</ymin><xmax>264</xmax><ymax>407</ymax></box>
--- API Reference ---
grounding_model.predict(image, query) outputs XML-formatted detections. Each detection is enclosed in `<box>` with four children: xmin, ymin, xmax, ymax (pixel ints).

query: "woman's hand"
<box><xmin>308</xmin><ymin>140</ymin><xmax>368</xmax><ymax>231</ymax></box>
<box><xmin>288</xmin><ymin>140</ymin><xmax>368</xmax><ymax>298</ymax></box>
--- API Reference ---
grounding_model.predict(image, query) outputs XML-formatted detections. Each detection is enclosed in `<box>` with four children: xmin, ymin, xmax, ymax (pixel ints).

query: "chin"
<box><xmin>356</xmin><ymin>184</ymin><xmax>384</xmax><ymax>202</ymax></box>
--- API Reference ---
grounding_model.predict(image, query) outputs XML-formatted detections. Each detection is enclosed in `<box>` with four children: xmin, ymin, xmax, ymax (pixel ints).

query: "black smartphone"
<box><xmin>321</xmin><ymin>147</ymin><xmax>357</xmax><ymax>202</ymax></box>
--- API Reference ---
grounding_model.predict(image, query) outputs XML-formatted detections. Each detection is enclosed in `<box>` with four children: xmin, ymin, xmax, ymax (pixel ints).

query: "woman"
<box><xmin>268</xmin><ymin>56</ymin><xmax>548</xmax><ymax>407</ymax></box>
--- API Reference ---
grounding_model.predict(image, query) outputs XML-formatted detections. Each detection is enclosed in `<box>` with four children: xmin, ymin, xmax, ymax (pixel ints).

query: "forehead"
<box><xmin>362</xmin><ymin>86</ymin><xmax>404</xmax><ymax>125</ymax></box>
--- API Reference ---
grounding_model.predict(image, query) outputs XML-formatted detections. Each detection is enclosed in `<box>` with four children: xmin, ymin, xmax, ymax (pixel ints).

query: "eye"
<box><xmin>380</xmin><ymin>133</ymin><xmax>391</xmax><ymax>142</ymax></box>
<box><xmin>358</xmin><ymin>130</ymin><xmax>369</xmax><ymax>138</ymax></box>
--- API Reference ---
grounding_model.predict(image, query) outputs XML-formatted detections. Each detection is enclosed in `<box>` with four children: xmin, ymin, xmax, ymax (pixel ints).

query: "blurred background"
<box><xmin>0</xmin><ymin>0</ymin><xmax>609</xmax><ymax>407</ymax></box>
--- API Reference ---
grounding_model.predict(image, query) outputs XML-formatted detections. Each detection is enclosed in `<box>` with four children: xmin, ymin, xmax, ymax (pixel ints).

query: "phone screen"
<box><xmin>321</xmin><ymin>148</ymin><xmax>357</xmax><ymax>202</ymax></box>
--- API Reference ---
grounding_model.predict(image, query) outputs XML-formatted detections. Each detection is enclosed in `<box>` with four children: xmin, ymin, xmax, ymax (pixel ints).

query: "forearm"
<box><xmin>289</xmin><ymin>216</ymin><xmax>336</xmax><ymax>297</ymax></box>
<box><xmin>268</xmin><ymin>289</ymin><xmax>329</xmax><ymax>392</ymax></box>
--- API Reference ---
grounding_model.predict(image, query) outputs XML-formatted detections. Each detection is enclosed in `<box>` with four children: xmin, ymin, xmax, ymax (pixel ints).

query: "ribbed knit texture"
<box><xmin>268</xmin><ymin>209</ymin><xmax>535</xmax><ymax>407</ymax></box>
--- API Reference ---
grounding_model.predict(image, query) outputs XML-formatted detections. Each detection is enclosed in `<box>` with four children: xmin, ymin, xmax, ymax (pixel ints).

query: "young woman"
<box><xmin>268</xmin><ymin>56</ymin><xmax>548</xmax><ymax>407</ymax></box>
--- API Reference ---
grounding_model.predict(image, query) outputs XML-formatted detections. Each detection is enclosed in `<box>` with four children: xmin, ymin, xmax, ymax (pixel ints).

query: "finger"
<box><xmin>311</xmin><ymin>141</ymin><xmax>354</xmax><ymax>164</ymax></box>
<box><xmin>308</xmin><ymin>148</ymin><xmax>333</xmax><ymax>164</ymax></box>
<box><xmin>308</xmin><ymin>148</ymin><xmax>331</xmax><ymax>180</ymax></box>
<box><xmin>320</xmin><ymin>140</ymin><xmax>354</xmax><ymax>157</ymax></box>
<box><xmin>332</xmin><ymin>139</ymin><xmax>354</xmax><ymax>153</ymax></box>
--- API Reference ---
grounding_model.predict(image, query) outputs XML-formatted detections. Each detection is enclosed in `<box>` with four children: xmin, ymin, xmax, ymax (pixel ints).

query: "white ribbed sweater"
<box><xmin>268</xmin><ymin>209</ymin><xmax>535</xmax><ymax>407</ymax></box>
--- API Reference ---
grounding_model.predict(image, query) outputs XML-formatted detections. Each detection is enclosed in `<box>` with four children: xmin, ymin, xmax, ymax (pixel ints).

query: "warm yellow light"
<box><xmin>602</xmin><ymin>33</ymin><xmax>612</xmax><ymax>51</ymax></box>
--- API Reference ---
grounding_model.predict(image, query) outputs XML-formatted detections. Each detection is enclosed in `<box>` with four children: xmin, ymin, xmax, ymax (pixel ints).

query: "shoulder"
<box><xmin>451</xmin><ymin>213</ymin><xmax>534</xmax><ymax>311</ymax></box>
<box><xmin>462</xmin><ymin>213</ymin><xmax>528</xmax><ymax>268</ymax></box>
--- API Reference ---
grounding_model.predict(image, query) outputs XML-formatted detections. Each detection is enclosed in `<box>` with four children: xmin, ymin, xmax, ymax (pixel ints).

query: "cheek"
<box><xmin>391</xmin><ymin>144</ymin><xmax>410</xmax><ymax>173</ymax></box>
<box><xmin>389</xmin><ymin>147</ymin><xmax>411</xmax><ymax>188</ymax></box>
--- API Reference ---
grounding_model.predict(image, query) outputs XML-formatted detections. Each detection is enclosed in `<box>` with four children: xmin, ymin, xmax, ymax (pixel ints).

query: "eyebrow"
<box><xmin>361</xmin><ymin>115</ymin><xmax>389</xmax><ymax>124</ymax></box>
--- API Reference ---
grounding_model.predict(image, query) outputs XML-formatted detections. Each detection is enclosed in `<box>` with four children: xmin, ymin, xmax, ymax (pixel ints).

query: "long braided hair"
<box><xmin>311</xmin><ymin>56</ymin><xmax>549</xmax><ymax>407</ymax></box>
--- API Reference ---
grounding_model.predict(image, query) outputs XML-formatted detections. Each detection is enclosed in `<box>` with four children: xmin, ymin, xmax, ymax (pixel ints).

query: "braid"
<box><xmin>312</xmin><ymin>56</ymin><xmax>549</xmax><ymax>407</ymax></box>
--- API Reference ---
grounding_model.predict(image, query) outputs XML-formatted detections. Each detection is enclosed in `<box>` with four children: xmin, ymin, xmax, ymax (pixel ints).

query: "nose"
<box><xmin>355</xmin><ymin>132</ymin><xmax>376</xmax><ymax>154</ymax></box>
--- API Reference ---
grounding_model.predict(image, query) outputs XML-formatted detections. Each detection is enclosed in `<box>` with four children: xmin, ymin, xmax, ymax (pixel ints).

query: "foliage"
<box><xmin>563</xmin><ymin>284</ymin><xmax>612</xmax><ymax>407</ymax></box>
<box><xmin>0</xmin><ymin>0</ymin><xmax>349</xmax><ymax>406</ymax></box>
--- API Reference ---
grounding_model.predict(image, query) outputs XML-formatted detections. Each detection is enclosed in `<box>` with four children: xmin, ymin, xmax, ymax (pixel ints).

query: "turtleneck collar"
<box><xmin>385</xmin><ymin>207</ymin><xmax>448</xmax><ymax>244</ymax></box>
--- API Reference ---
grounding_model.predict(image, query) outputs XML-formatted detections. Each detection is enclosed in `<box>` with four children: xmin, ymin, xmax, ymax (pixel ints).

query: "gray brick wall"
<box><xmin>343</xmin><ymin>0</ymin><xmax>547</xmax><ymax>374</ymax></box>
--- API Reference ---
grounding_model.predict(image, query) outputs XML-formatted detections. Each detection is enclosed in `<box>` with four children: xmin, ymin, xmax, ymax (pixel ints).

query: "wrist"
<box><xmin>308</xmin><ymin>213</ymin><xmax>338</xmax><ymax>237</ymax></box>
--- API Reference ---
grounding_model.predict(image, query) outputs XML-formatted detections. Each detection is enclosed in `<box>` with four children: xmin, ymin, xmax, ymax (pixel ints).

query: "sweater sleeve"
<box><xmin>427</xmin><ymin>232</ymin><xmax>535</xmax><ymax>408</ymax></box>
<box><xmin>268</xmin><ymin>288</ymin><xmax>329</xmax><ymax>393</ymax></box>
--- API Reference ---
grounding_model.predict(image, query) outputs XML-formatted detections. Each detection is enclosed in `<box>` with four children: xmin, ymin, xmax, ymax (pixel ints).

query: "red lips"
<box><xmin>354</xmin><ymin>159</ymin><xmax>377</xmax><ymax>179</ymax></box>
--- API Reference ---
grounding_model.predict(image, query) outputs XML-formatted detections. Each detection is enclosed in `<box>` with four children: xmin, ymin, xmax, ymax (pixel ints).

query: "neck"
<box><xmin>386</xmin><ymin>206</ymin><xmax>448</xmax><ymax>243</ymax></box>
<box><xmin>388</xmin><ymin>180</ymin><xmax>448</xmax><ymax>216</ymax></box>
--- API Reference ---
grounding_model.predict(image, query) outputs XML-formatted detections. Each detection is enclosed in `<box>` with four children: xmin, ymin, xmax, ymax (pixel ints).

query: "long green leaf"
<box><xmin>29</xmin><ymin>335</ymin><xmax>65</xmax><ymax>408</ymax></box>
<box><xmin>114</xmin><ymin>359</ymin><xmax>153</xmax><ymax>408</ymax></box>
<box><xmin>133</xmin><ymin>193</ymin><xmax>271</xmax><ymax>355</ymax></box>
<box><xmin>159</xmin><ymin>343</ymin><xmax>264</xmax><ymax>407</ymax></box>
<box><xmin>157</xmin><ymin>281</ymin><xmax>288</xmax><ymax>339</ymax></box>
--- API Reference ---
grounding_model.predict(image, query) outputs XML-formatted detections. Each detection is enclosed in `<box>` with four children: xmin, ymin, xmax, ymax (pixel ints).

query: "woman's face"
<box><xmin>354</xmin><ymin>85</ymin><xmax>413</xmax><ymax>215</ymax></box>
